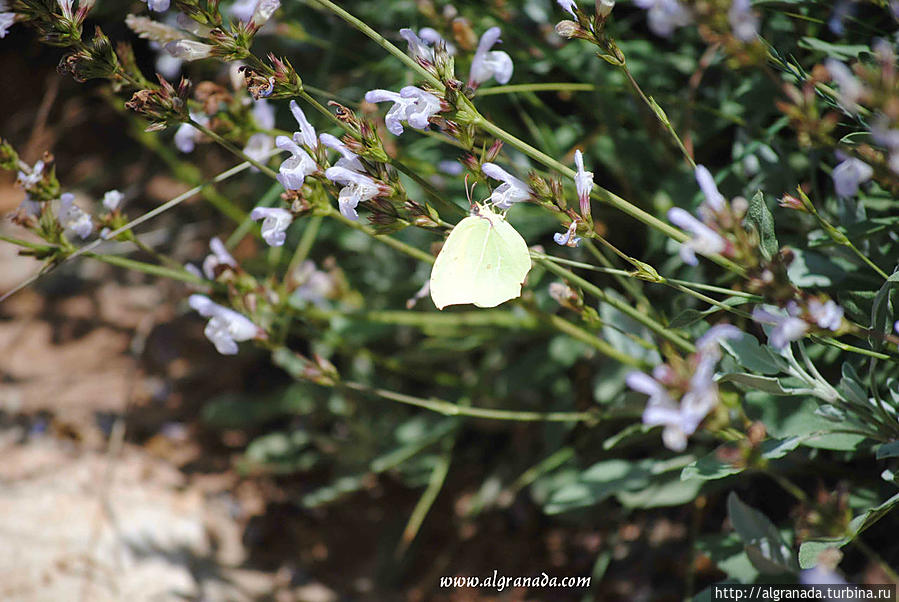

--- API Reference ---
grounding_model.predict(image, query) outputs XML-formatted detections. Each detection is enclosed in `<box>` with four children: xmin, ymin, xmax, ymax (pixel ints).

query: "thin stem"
<box><xmin>327</xmin><ymin>206</ymin><xmax>435</xmax><ymax>264</ymax></box>
<box><xmin>619</xmin><ymin>64</ymin><xmax>696</xmax><ymax>169</ymax></box>
<box><xmin>539</xmin><ymin>310</ymin><xmax>651</xmax><ymax>369</ymax></box>
<box><xmin>477</xmin><ymin>83</ymin><xmax>597</xmax><ymax>96</ymax></box>
<box><xmin>85</xmin><ymin>252</ymin><xmax>206</xmax><ymax>285</ymax></box>
<box><xmin>303</xmin><ymin>0</ymin><xmax>442</xmax><ymax>90</ymax></box>
<box><xmin>538</xmin><ymin>257</ymin><xmax>696</xmax><ymax>353</ymax></box>
<box><xmin>341</xmin><ymin>381</ymin><xmax>598</xmax><ymax>423</ymax></box>
<box><xmin>396</xmin><ymin>434</ymin><xmax>455</xmax><ymax>557</ymax></box>
<box><xmin>286</xmin><ymin>215</ymin><xmax>323</xmax><ymax>277</ymax></box>
<box><xmin>190</xmin><ymin>119</ymin><xmax>280</xmax><ymax>180</ymax></box>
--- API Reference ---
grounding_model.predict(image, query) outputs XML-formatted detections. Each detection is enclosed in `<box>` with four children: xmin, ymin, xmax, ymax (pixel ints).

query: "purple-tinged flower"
<box><xmin>364</xmin><ymin>86</ymin><xmax>442</xmax><ymax>136</ymax></box>
<box><xmin>800</xmin><ymin>565</ymin><xmax>847</xmax><ymax>586</ymax></box>
<box><xmin>828</xmin><ymin>0</ymin><xmax>853</xmax><ymax>36</ymax></box>
<box><xmin>627</xmin><ymin>371</ymin><xmax>691</xmax><ymax>451</ymax></box>
<box><xmin>57</xmin><ymin>0</ymin><xmax>73</xmax><ymax>18</ymax></box>
<box><xmin>231</xmin><ymin>0</ymin><xmax>257</xmax><ymax>22</ymax></box>
<box><xmin>275</xmin><ymin>135</ymin><xmax>317</xmax><ymax>190</ymax></box>
<box><xmin>808</xmin><ymin>299</ymin><xmax>844</xmax><ymax>331</ymax></box>
<box><xmin>324</xmin><ymin>166</ymin><xmax>383</xmax><ymax>220</ymax></box>
<box><xmin>418</xmin><ymin>27</ymin><xmax>456</xmax><ymax>55</ymax></box>
<box><xmin>752</xmin><ymin>306</ymin><xmax>808</xmax><ymax>350</ymax></box>
<box><xmin>401</xmin><ymin>28</ymin><xmax>436</xmax><ymax>63</ymax></box>
<box><xmin>141</xmin><ymin>0</ymin><xmax>171</xmax><ymax>11</ymax></box>
<box><xmin>232</xmin><ymin>0</ymin><xmax>280</xmax><ymax>25</ymax></box>
<box><xmin>574</xmin><ymin>149</ymin><xmax>594</xmax><ymax>216</ymax></box>
<box><xmin>174</xmin><ymin>112</ymin><xmax>208</xmax><ymax>153</ymax></box>
<box><xmin>557</xmin><ymin>0</ymin><xmax>578</xmax><ymax>17</ymax></box>
<box><xmin>57</xmin><ymin>193</ymin><xmax>93</xmax><ymax>240</ymax></box>
<box><xmin>288</xmin><ymin>99</ymin><xmax>317</xmax><ymax>150</ymax></box>
<box><xmin>481</xmin><ymin>163</ymin><xmax>532</xmax><ymax>210</ymax></box>
<box><xmin>202</xmin><ymin>237</ymin><xmax>238</xmax><ymax>280</ymax></box>
<box><xmin>250</xmin><ymin>207</ymin><xmax>293</xmax><ymax>246</ymax></box>
<box><xmin>291</xmin><ymin>260</ymin><xmax>336</xmax><ymax>308</ymax></box>
<box><xmin>188</xmin><ymin>295</ymin><xmax>260</xmax><ymax>355</ymax></box>
<box><xmin>469</xmin><ymin>27</ymin><xmax>514</xmax><ymax>87</ymax></box>
<box><xmin>0</xmin><ymin>9</ymin><xmax>16</xmax><ymax>38</ymax></box>
<box><xmin>437</xmin><ymin>160</ymin><xmax>464</xmax><ymax>176</ymax></box>
<box><xmin>18</xmin><ymin>196</ymin><xmax>41</xmax><ymax>217</ymax></box>
<box><xmin>825</xmin><ymin>60</ymin><xmax>865</xmax><ymax>113</ymax></box>
<box><xmin>696</xmin><ymin>324</ymin><xmax>742</xmax><ymax>359</ymax></box>
<box><xmin>667</xmin><ymin>207</ymin><xmax>727</xmax><ymax>265</ymax></box>
<box><xmin>155</xmin><ymin>52</ymin><xmax>182</xmax><ymax>79</ymax></box>
<box><xmin>633</xmin><ymin>0</ymin><xmax>691</xmax><ymax>37</ymax></box>
<box><xmin>553</xmin><ymin>221</ymin><xmax>581</xmax><ymax>247</ymax></box>
<box><xmin>695</xmin><ymin>165</ymin><xmax>725</xmax><ymax>213</ymax></box>
<box><xmin>243</xmin><ymin>133</ymin><xmax>274</xmax><ymax>169</ymax></box>
<box><xmin>102</xmin><ymin>190</ymin><xmax>124</xmax><ymax>212</ymax></box>
<box><xmin>319</xmin><ymin>133</ymin><xmax>364</xmax><ymax>172</ymax></box>
<box><xmin>832</xmin><ymin>156</ymin><xmax>873</xmax><ymax>197</ymax></box>
<box><xmin>17</xmin><ymin>160</ymin><xmax>45</xmax><ymax>189</ymax></box>
<box><xmin>252</xmin><ymin>98</ymin><xmax>275</xmax><ymax>130</ymax></box>
<box><xmin>728</xmin><ymin>0</ymin><xmax>759</xmax><ymax>41</ymax></box>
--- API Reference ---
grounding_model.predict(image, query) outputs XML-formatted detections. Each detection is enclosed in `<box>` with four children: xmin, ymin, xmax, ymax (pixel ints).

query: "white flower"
<box><xmin>401</xmin><ymin>28</ymin><xmax>435</xmax><ymax>63</ymax></box>
<box><xmin>667</xmin><ymin>207</ymin><xmax>727</xmax><ymax>265</ymax></box>
<box><xmin>728</xmin><ymin>0</ymin><xmax>759</xmax><ymax>41</ymax></box>
<box><xmin>17</xmin><ymin>160</ymin><xmax>45</xmax><ymax>189</ymax></box>
<box><xmin>695</xmin><ymin>324</ymin><xmax>742</xmax><ymax>359</ymax></box>
<box><xmin>275</xmin><ymin>135</ymin><xmax>317</xmax><ymax>190</ymax></box>
<box><xmin>57</xmin><ymin>0</ymin><xmax>73</xmax><ymax>18</ymax></box>
<box><xmin>102</xmin><ymin>190</ymin><xmax>124</xmax><ymax>211</ymax></box>
<box><xmin>164</xmin><ymin>39</ymin><xmax>214</xmax><ymax>60</ymax></box>
<box><xmin>807</xmin><ymin>299</ymin><xmax>843</xmax><ymax>331</ymax></box>
<box><xmin>694</xmin><ymin>164</ymin><xmax>725</xmax><ymax>213</ymax></box>
<box><xmin>469</xmin><ymin>27</ymin><xmax>513</xmax><ymax>87</ymax></box>
<box><xmin>252</xmin><ymin>98</ymin><xmax>276</xmax><ymax>130</ymax></box>
<box><xmin>289</xmin><ymin>99</ymin><xmax>318</xmax><ymax>150</ymax></box>
<box><xmin>174</xmin><ymin>112</ymin><xmax>208</xmax><ymax>153</ymax></box>
<box><xmin>481</xmin><ymin>163</ymin><xmax>531</xmax><ymax>210</ymax></box>
<box><xmin>57</xmin><ymin>193</ymin><xmax>93</xmax><ymax>240</ymax></box>
<box><xmin>291</xmin><ymin>260</ymin><xmax>335</xmax><ymax>307</ymax></box>
<box><xmin>320</xmin><ymin>133</ymin><xmax>364</xmax><ymax>172</ymax></box>
<box><xmin>418</xmin><ymin>27</ymin><xmax>456</xmax><ymax>55</ymax></box>
<box><xmin>597</xmin><ymin>0</ymin><xmax>615</xmax><ymax>18</ymax></box>
<box><xmin>832</xmin><ymin>156</ymin><xmax>873</xmax><ymax>197</ymax></box>
<box><xmin>752</xmin><ymin>306</ymin><xmax>808</xmax><ymax>350</ymax></box>
<box><xmin>825</xmin><ymin>59</ymin><xmax>864</xmax><ymax>113</ymax></box>
<box><xmin>626</xmin><ymin>371</ymin><xmax>691</xmax><ymax>451</ymax></box>
<box><xmin>231</xmin><ymin>0</ymin><xmax>257</xmax><ymax>22</ymax></box>
<box><xmin>155</xmin><ymin>52</ymin><xmax>182</xmax><ymax>79</ymax></box>
<box><xmin>364</xmin><ymin>86</ymin><xmax>442</xmax><ymax>136</ymax></box>
<box><xmin>557</xmin><ymin>0</ymin><xmax>578</xmax><ymax>17</ymax></box>
<box><xmin>142</xmin><ymin>0</ymin><xmax>170</xmax><ymax>11</ymax></box>
<box><xmin>574</xmin><ymin>149</ymin><xmax>594</xmax><ymax>213</ymax></box>
<box><xmin>250</xmin><ymin>207</ymin><xmax>293</xmax><ymax>246</ymax></box>
<box><xmin>633</xmin><ymin>0</ymin><xmax>692</xmax><ymax>37</ymax></box>
<box><xmin>189</xmin><ymin>294</ymin><xmax>260</xmax><ymax>355</ymax></box>
<box><xmin>243</xmin><ymin>133</ymin><xmax>274</xmax><ymax>168</ymax></box>
<box><xmin>324</xmin><ymin>165</ymin><xmax>382</xmax><ymax>220</ymax></box>
<box><xmin>0</xmin><ymin>11</ymin><xmax>15</xmax><ymax>38</ymax></box>
<box><xmin>202</xmin><ymin>236</ymin><xmax>238</xmax><ymax>279</ymax></box>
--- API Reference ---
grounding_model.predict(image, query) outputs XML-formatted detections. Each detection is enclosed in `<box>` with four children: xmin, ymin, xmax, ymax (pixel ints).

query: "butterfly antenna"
<box><xmin>464</xmin><ymin>174</ymin><xmax>478</xmax><ymax>210</ymax></box>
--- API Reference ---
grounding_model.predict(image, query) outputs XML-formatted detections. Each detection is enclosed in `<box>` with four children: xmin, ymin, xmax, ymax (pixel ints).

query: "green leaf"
<box><xmin>727</xmin><ymin>492</ymin><xmax>799</xmax><ymax>575</ymax></box>
<box><xmin>797</xmin><ymin>38</ymin><xmax>871</xmax><ymax>60</ymax></box>
<box><xmin>717</xmin><ymin>373</ymin><xmax>792</xmax><ymax>395</ymax></box>
<box><xmin>682</xmin><ymin>437</ymin><xmax>803</xmax><ymax>481</ymax></box>
<box><xmin>875</xmin><ymin>441</ymin><xmax>899</xmax><ymax>459</ymax></box>
<box><xmin>745</xmin><ymin>191</ymin><xmax>779</xmax><ymax>260</ymax></box>
<box><xmin>721</xmin><ymin>332</ymin><xmax>786</xmax><ymax>375</ymax></box>
<box><xmin>870</xmin><ymin>269</ymin><xmax>899</xmax><ymax>349</ymax></box>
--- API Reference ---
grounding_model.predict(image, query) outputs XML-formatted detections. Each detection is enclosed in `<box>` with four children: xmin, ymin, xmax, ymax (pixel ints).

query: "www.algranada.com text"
<box><xmin>440</xmin><ymin>571</ymin><xmax>591</xmax><ymax>592</ymax></box>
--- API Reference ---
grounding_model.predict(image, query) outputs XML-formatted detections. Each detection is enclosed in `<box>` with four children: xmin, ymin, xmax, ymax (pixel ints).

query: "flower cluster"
<box><xmin>626</xmin><ymin>324</ymin><xmax>741</xmax><ymax>451</ymax></box>
<box><xmin>667</xmin><ymin>165</ymin><xmax>735</xmax><ymax>266</ymax></box>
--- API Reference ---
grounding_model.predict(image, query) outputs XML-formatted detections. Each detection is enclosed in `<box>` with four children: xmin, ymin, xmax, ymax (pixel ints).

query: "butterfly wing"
<box><xmin>430</xmin><ymin>213</ymin><xmax>531</xmax><ymax>310</ymax></box>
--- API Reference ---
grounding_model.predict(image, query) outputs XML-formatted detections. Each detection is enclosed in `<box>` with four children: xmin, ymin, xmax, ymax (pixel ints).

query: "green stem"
<box><xmin>539</xmin><ymin>310</ymin><xmax>650</xmax><ymax>368</ymax></box>
<box><xmin>303</xmin><ymin>0</ymin><xmax>442</xmax><ymax>90</ymax></box>
<box><xmin>85</xmin><ymin>252</ymin><xmax>206</xmax><ymax>285</ymax></box>
<box><xmin>477</xmin><ymin>83</ymin><xmax>597</xmax><ymax>96</ymax></box>
<box><xmin>327</xmin><ymin>206</ymin><xmax>435</xmax><ymax>264</ymax></box>
<box><xmin>341</xmin><ymin>381</ymin><xmax>598</xmax><ymax>423</ymax></box>
<box><xmin>286</xmin><ymin>215</ymin><xmax>323</xmax><ymax>277</ymax></box>
<box><xmin>190</xmin><ymin>119</ymin><xmax>280</xmax><ymax>180</ymax></box>
<box><xmin>538</xmin><ymin>257</ymin><xmax>696</xmax><ymax>353</ymax></box>
<box><xmin>396</xmin><ymin>434</ymin><xmax>455</xmax><ymax>557</ymax></box>
<box><xmin>619</xmin><ymin>64</ymin><xmax>696</xmax><ymax>169</ymax></box>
